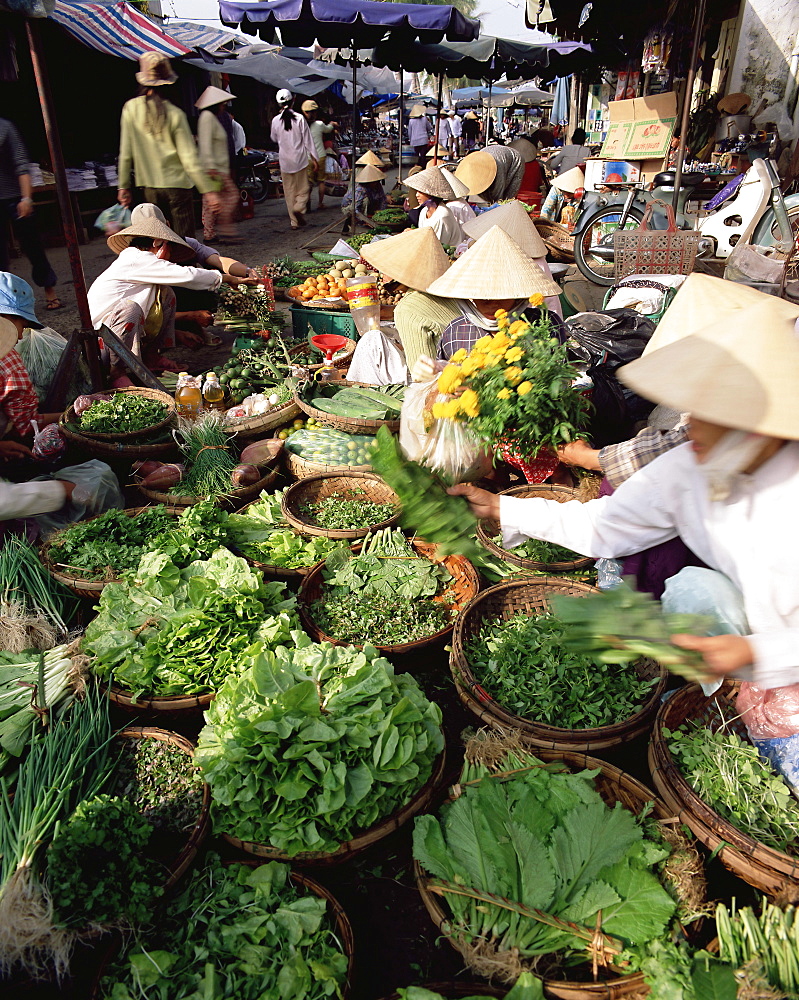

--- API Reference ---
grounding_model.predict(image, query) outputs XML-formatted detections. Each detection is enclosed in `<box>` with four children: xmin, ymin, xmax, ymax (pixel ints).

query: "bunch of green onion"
<box><xmin>716</xmin><ymin>899</ymin><xmax>799</xmax><ymax>995</ymax></box>
<box><xmin>0</xmin><ymin>536</ymin><xmax>76</xmax><ymax>653</ymax></box>
<box><xmin>173</xmin><ymin>414</ymin><xmax>238</xmax><ymax>498</ymax></box>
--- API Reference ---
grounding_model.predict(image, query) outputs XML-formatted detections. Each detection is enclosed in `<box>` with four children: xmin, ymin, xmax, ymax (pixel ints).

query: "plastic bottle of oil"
<box><xmin>202</xmin><ymin>372</ymin><xmax>226</xmax><ymax>412</ymax></box>
<box><xmin>175</xmin><ymin>372</ymin><xmax>201</xmax><ymax>419</ymax></box>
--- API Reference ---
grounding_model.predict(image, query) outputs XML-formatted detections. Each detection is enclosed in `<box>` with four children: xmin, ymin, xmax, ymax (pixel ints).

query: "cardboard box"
<box><xmin>600</xmin><ymin>92</ymin><xmax>677</xmax><ymax>161</ymax></box>
<box><xmin>584</xmin><ymin>158</ymin><xmax>641</xmax><ymax>190</ymax></box>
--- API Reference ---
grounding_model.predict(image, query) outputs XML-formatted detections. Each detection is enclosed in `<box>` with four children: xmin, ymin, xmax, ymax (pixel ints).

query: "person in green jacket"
<box><xmin>117</xmin><ymin>52</ymin><xmax>219</xmax><ymax>237</ymax></box>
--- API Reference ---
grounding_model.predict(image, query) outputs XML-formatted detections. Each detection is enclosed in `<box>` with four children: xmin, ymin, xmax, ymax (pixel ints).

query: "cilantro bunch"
<box><xmin>79</xmin><ymin>394</ymin><xmax>168</xmax><ymax>434</ymax></box>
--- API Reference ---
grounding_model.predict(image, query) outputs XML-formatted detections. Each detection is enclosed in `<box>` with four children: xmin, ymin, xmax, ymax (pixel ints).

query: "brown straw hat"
<box><xmin>426</xmin><ymin>225</ymin><xmax>561</xmax><ymax>300</ymax></box>
<box><xmin>361</xmin><ymin>228</ymin><xmax>451</xmax><ymax>291</ymax></box>
<box><xmin>463</xmin><ymin>200</ymin><xmax>547</xmax><ymax>259</ymax></box>
<box><xmin>355</xmin><ymin>164</ymin><xmax>385</xmax><ymax>183</ymax></box>
<box><xmin>0</xmin><ymin>317</ymin><xmax>17</xmax><ymax>362</ymax></box>
<box><xmin>356</xmin><ymin>150</ymin><xmax>384</xmax><ymax>167</ymax></box>
<box><xmin>135</xmin><ymin>51</ymin><xmax>177</xmax><ymax>87</ymax></box>
<box><xmin>439</xmin><ymin>166</ymin><xmax>469</xmax><ymax>199</ymax></box>
<box><xmin>195</xmin><ymin>86</ymin><xmax>235</xmax><ymax>110</ymax></box>
<box><xmin>509</xmin><ymin>137</ymin><xmax>538</xmax><ymax>163</ymax></box>
<box><xmin>404</xmin><ymin>165</ymin><xmax>456</xmax><ymax>200</ymax></box>
<box><xmin>454</xmin><ymin>151</ymin><xmax>498</xmax><ymax>196</ymax></box>
<box><xmin>552</xmin><ymin>166</ymin><xmax>585</xmax><ymax>193</ymax></box>
<box><xmin>717</xmin><ymin>92</ymin><xmax>752</xmax><ymax>114</ymax></box>
<box><xmin>108</xmin><ymin>216</ymin><xmax>195</xmax><ymax>263</ymax></box>
<box><xmin>620</xmin><ymin>297</ymin><xmax>799</xmax><ymax>438</ymax></box>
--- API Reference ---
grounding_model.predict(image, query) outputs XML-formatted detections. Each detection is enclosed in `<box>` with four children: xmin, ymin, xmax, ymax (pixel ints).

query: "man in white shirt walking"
<box><xmin>270</xmin><ymin>90</ymin><xmax>317</xmax><ymax>229</ymax></box>
<box><xmin>448</xmin><ymin>110</ymin><xmax>462</xmax><ymax>156</ymax></box>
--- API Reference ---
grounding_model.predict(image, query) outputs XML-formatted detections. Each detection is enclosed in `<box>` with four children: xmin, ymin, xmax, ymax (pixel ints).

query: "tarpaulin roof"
<box><xmin>51</xmin><ymin>1</ymin><xmax>191</xmax><ymax>59</ymax></box>
<box><xmin>163</xmin><ymin>19</ymin><xmax>250</xmax><ymax>55</ymax></box>
<box><xmin>184</xmin><ymin>47</ymin><xmax>321</xmax><ymax>90</ymax></box>
<box><xmin>218</xmin><ymin>0</ymin><xmax>480</xmax><ymax>48</ymax></box>
<box><xmin>451</xmin><ymin>83</ymin><xmax>554</xmax><ymax>107</ymax></box>
<box><xmin>371</xmin><ymin>34</ymin><xmax>591</xmax><ymax>84</ymax></box>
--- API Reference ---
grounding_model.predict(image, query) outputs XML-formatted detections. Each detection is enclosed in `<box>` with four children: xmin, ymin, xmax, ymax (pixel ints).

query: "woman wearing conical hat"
<box><xmin>196</xmin><ymin>86</ymin><xmax>239</xmax><ymax>243</ymax></box>
<box><xmin>340</xmin><ymin>165</ymin><xmax>387</xmax><ymax>231</ymax></box>
<box><xmin>403</xmin><ymin>167</ymin><xmax>462</xmax><ymax>247</ymax></box>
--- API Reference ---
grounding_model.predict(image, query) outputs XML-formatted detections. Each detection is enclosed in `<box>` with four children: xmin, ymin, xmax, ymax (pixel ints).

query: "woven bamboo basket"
<box><xmin>285</xmin><ymin>448</ymin><xmax>374</xmax><ymax>480</ymax></box>
<box><xmin>477</xmin><ymin>485</ymin><xmax>593</xmax><ymax>574</ymax></box>
<box><xmin>41</xmin><ymin>506</ymin><xmax>183</xmax><ymax>596</ymax></box>
<box><xmin>288</xmin><ymin>292</ymin><xmax>351</xmax><ymax>312</ymax></box>
<box><xmin>104</xmin><ymin>682</ymin><xmax>216</xmax><ymax>716</ymax></box>
<box><xmin>289</xmin><ymin>339</ymin><xmax>357</xmax><ymax>372</ymax></box>
<box><xmin>416</xmin><ymin>748</ymin><xmax>689</xmax><ymax>999</ymax></box>
<box><xmin>294</xmin><ymin>381</ymin><xmax>402</xmax><ymax>435</ymax></box>
<box><xmin>118</xmin><ymin>727</ymin><xmax>210</xmax><ymax>889</ymax></box>
<box><xmin>138</xmin><ymin>460</ymin><xmax>279</xmax><ymax>508</ymax></box>
<box><xmin>451</xmin><ymin>579</ymin><xmax>666</xmax><ymax>752</ymax></box>
<box><xmin>223</xmin><ymin>748</ymin><xmax>446</xmax><ymax>865</ymax></box>
<box><xmin>649</xmin><ymin>681</ymin><xmax>799</xmax><ymax>895</ymax></box>
<box><xmin>533</xmin><ymin>219</ymin><xmax>575</xmax><ymax>264</ymax></box>
<box><xmin>225</xmin><ymin>399</ymin><xmax>302</xmax><ymax>439</ymax></box>
<box><xmin>282</xmin><ymin>473</ymin><xmax>400</xmax><ymax>539</ymax></box>
<box><xmin>59</xmin><ymin>420</ymin><xmax>177</xmax><ymax>460</ymax></box>
<box><xmin>299</xmin><ymin>541</ymin><xmax>480</xmax><ymax>655</ymax></box>
<box><xmin>62</xmin><ymin>387</ymin><xmax>176</xmax><ymax>442</ymax></box>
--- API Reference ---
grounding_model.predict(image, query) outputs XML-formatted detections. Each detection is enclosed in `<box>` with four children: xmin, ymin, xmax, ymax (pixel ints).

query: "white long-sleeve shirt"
<box><xmin>88</xmin><ymin>248</ymin><xmax>222</xmax><ymax>329</ymax></box>
<box><xmin>500</xmin><ymin>440</ymin><xmax>799</xmax><ymax>690</ymax></box>
<box><xmin>0</xmin><ymin>479</ymin><xmax>65</xmax><ymax>521</ymax></box>
<box><xmin>270</xmin><ymin>111</ymin><xmax>316</xmax><ymax>174</ymax></box>
<box><xmin>419</xmin><ymin>204</ymin><xmax>462</xmax><ymax>247</ymax></box>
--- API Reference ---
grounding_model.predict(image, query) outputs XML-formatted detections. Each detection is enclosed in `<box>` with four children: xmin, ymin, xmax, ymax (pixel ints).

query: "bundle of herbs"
<box><xmin>0</xmin><ymin>535</ymin><xmax>76</xmax><ymax>652</ymax></box>
<box><xmin>196</xmin><ymin>634</ymin><xmax>443</xmax><ymax>855</ymax></box>
<box><xmin>716</xmin><ymin>899</ymin><xmax>799</xmax><ymax>998</ymax></box>
<box><xmin>299</xmin><ymin>490</ymin><xmax>397</xmax><ymax>531</ymax></box>
<box><xmin>79</xmin><ymin>393</ymin><xmax>169</xmax><ymax>435</ymax></box>
<box><xmin>97</xmin><ymin>855</ymin><xmax>349</xmax><ymax>1000</ymax></box>
<box><xmin>400</xmin><ymin>976</ymin><xmax>545</xmax><ymax>1000</ymax></box>
<box><xmin>170</xmin><ymin>414</ymin><xmax>238</xmax><ymax>498</ymax></box>
<box><xmin>309</xmin><ymin>527</ymin><xmax>454</xmax><ymax>646</ymax></box>
<box><xmin>464</xmin><ymin>611</ymin><xmax>657</xmax><ymax>729</ymax></box>
<box><xmin>83</xmin><ymin>548</ymin><xmax>298</xmax><ymax>700</ymax></box>
<box><xmin>492</xmin><ymin>533</ymin><xmax>586</xmax><ymax>567</ymax></box>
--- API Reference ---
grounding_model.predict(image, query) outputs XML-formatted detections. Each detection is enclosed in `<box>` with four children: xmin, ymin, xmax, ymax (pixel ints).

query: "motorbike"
<box><xmin>236</xmin><ymin>150</ymin><xmax>273</xmax><ymax>204</ymax></box>
<box><xmin>571</xmin><ymin>137</ymin><xmax>799</xmax><ymax>285</ymax></box>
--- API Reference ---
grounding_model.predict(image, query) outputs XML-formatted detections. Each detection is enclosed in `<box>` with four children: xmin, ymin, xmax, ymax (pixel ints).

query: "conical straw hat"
<box><xmin>463</xmin><ymin>200</ymin><xmax>547</xmax><ymax>259</ymax></box>
<box><xmin>355</xmin><ymin>164</ymin><xmax>385</xmax><ymax>183</ymax></box>
<box><xmin>361</xmin><ymin>228</ymin><xmax>451</xmax><ymax>291</ymax></box>
<box><xmin>619</xmin><ymin>298</ymin><xmax>799</xmax><ymax>438</ymax></box>
<box><xmin>552</xmin><ymin>166</ymin><xmax>584</xmax><ymax>193</ymax></box>
<box><xmin>439</xmin><ymin>166</ymin><xmax>469</xmax><ymax>199</ymax></box>
<box><xmin>356</xmin><ymin>150</ymin><xmax>384</xmax><ymax>167</ymax></box>
<box><xmin>108</xmin><ymin>216</ymin><xmax>195</xmax><ymax>263</ymax></box>
<box><xmin>404</xmin><ymin>165</ymin><xmax>455</xmax><ymax>200</ymax></box>
<box><xmin>454</xmin><ymin>151</ymin><xmax>497</xmax><ymax>196</ymax></box>
<box><xmin>426</xmin><ymin>226</ymin><xmax>561</xmax><ymax>300</ymax></box>
<box><xmin>195</xmin><ymin>86</ymin><xmax>235</xmax><ymax>110</ymax></box>
<box><xmin>409</xmin><ymin>104</ymin><xmax>426</xmax><ymax>118</ymax></box>
<box><xmin>643</xmin><ymin>273</ymin><xmax>789</xmax><ymax>355</ymax></box>
<box><xmin>509</xmin><ymin>137</ymin><xmax>538</xmax><ymax>163</ymax></box>
<box><xmin>426</xmin><ymin>144</ymin><xmax>449</xmax><ymax>159</ymax></box>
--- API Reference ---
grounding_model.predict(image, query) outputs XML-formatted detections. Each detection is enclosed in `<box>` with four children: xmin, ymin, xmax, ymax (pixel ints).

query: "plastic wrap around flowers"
<box><xmin>432</xmin><ymin>297</ymin><xmax>589</xmax><ymax>457</ymax></box>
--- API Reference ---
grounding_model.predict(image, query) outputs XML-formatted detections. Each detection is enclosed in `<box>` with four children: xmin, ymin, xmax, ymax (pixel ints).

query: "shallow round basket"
<box><xmin>288</xmin><ymin>293</ymin><xmax>351</xmax><ymax>312</ymax></box>
<box><xmin>649</xmin><ymin>680</ymin><xmax>799</xmax><ymax>895</ymax></box>
<box><xmin>104</xmin><ymin>683</ymin><xmax>216</xmax><ymax>716</ymax></box>
<box><xmin>223</xmin><ymin>749</ymin><xmax>445</xmax><ymax>866</ymax></box>
<box><xmin>451</xmin><ymin>578</ymin><xmax>666</xmax><ymax>753</ymax></box>
<box><xmin>416</xmin><ymin>748</ymin><xmax>684</xmax><ymax>998</ymax></box>
<box><xmin>225</xmin><ymin>399</ymin><xmax>301</xmax><ymax>439</ymax></box>
<box><xmin>282</xmin><ymin>473</ymin><xmax>400</xmax><ymax>540</ymax></box>
<box><xmin>533</xmin><ymin>219</ymin><xmax>575</xmax><ymax>264</ymax></box>
<box><xmin>477</xmin><ymin>485</ymin><xmax>593</xmax><ymax>573</ymax></box>
<box><xmin>285</xmin><ymin>448</ymin><xmax>373</xmax><ymax>480</ymax></box>
<box><xmin>299</xmin><ymin>540</ymin><xmax>480</xmax><ymax>655</ymax></box>
<box><xmin>59</xmin><ymin>420</ymin><xmax>177</xmax><ymax>460</ymax></box>
<box><xmin>62</xmin><ymin>387</ymin><xmax>176</xmax><ymax>442</ymax></box>
<box><xmin>289</xmin><ymin>339</ymin><xmax>357</xmax><ymax>372</ymax></box>
<box><xmin>41</xmin><ymin>506</ymin><xmax>183</xmax><ymax>596</ymax></box>
<box><xmin>118</xmin><ymin>727</ymin><xmax>210</xmax><ymax>889</ymax></box>
<box><xmin>138</xmin><ymin>461</ymin><xmax>279</xmax><ymax>509</ymax></box>
<box><xmin>294</xmin><ymin>381</ymin><xmax>402</xmax><ymax>435</ymax></box>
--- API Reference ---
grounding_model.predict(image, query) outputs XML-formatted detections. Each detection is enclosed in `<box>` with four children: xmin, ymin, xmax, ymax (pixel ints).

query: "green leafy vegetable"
<box><xmin>80</xmin><ymin>394</ymin><xmax>168</xmax><ymax>434</ymax></box>
<box><xmin>196</xmin><ymin>634</ymin><xmax>443</xmax><ymax>855</ymax></box>
<box><xmin>299</xmin><ymin>492</ymin><xmax>397</xmax><ymax>531</ymax></box>
<box><xmin>493</xmin><ymin>533</ymin><xmax>585</xmax><ymax>566</ymax></box>
<box><xmin>398</xmin><ymin>973</ymin><xmax>545</xmax><ymax>1000</ymax></box>
<box><xmin>716</xmin><ymin>899</ymin><xmax>799</xmax><ymax>998</ymax></box>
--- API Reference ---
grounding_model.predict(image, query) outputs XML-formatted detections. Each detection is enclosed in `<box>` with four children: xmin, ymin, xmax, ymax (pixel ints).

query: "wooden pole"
<box><xmin>350</xmin><ymin>49</ymin><xmax>358</xmax><ymax>233</ymax></box>
<box><xmin>398</xmin><ymin>68</ymin><xmax>404</xmax><ymax>183</ymax></box>
<box><xmin>672</xmin><ymin>0</ymin><xmax>707</xmax><ymax>211</ymax></box>
<box><xmin>434</xmin><ymin>72</ymin><xmax>444</xmax><ymax>155</ymax></box>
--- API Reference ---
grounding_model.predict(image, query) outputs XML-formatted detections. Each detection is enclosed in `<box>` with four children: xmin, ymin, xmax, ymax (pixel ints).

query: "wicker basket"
<box><xmin>223</xmin><ymin>749</ymin><xmax>446</xmax><ymax>865</ymax></box>
<box><xmin>533</xmin><ymin>219</ymin><xmax>575</xmax><ymax>264</ymax></box>
<box><xmin>416</xmin><ymin>748</ymin><xmax>682</xmax><ymax>999</ymax></box>
<box><xmin>289</xmin><ymin>339</ymin><xmax>357</xmax><ymax>372</ymax></box>
<box><xmin>138</xmin><ymin>460</ymin><xmax>279</xmax><ymax>508</ymax></box>
<box><xmin>451</xmin><ymin>579</ymin><xmax>666</xmax><ymax>752</ymax></box>
<box><xmin>477</xmin><ymin>485</ymin><xmax>593</xmax><ymax>574</ymax></box>
<box><xmin>225</xmin><ymin>399</ymin><xmax>302</xmax><ymax>439</ymax></box>
<box><xmin>41</xmin><ymin>506</ymin><xmax>182</xmax><ymax>596</ymax></box>
<box><xmin>282</xmin><ymin>473</ymin><xmax>400</xmax><ymax>539</ymax></box>
<box><xmin>299</xmin><ymin>541</ymin><xmax>480</xmax><ymax>655</ymax></box>
<box><xmin>649</xmin><ymin>681</ymin><xmax>799</xmax><ymax>895</ymax></box>
<box><xmin>118</xmin><ymin>727</ymin><xmax>210</xmax><ymax>889</ymax></box>
<box><xmin>294</xmin><ymin>381</ymin><xmax>401</xmax><ymax>435</ymax></box>
<box><xmin>105</xmin><ymin>683</ymin><xmax>216</xmax><ymax>716</ymax></box>
<box><xmin>285</xmin><ymin>447</ymin><xmax>373</xmax><ymax>480</ymax></box>
<box><xmin>62</xmin><ymin>387</ymin><xmax>176</xmax><ymax>442</ymax></box>
<box><xmin>59</xmin><ymin>420</ymin><xmax>177</xmax><ymax>460</ymax></box>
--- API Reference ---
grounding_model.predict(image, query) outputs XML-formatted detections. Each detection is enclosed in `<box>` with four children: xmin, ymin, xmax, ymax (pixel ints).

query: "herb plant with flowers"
<box><xmin>432</xmin><ymin>297</ymin><xmax>589</xmax><ymax>457</ymax></box>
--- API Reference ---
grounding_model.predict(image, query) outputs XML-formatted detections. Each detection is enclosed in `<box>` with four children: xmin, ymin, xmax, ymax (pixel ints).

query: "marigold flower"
<box><xmin>483</xmin><ymin>353</ymin><xmax>503</xmax><ymax>367</ymax></box>
<box><xmin>450</xmin><ymin>348</ymin><xmax>468</xmax><ymax>363</ymax></box>
<box><xmin>491</xmin><ymin>333</ymin><xmax>511</xmax><ymax>352</ymax></box>
<box><xmin>494</xmin><ymin>308</ymin><xmax>508</xmax><ymax>319</ymax></box>
<box><xmin>508</xmin><ymin>319</ymin><xmax>527</xmax><ymax>336</ymax></box>
<box><xmin>437</xmin><ymin>364</ymin><xmax>464</xmax><ymax>394</ymax></box>
<box><xmin>504</xmin><ymin>346</ymin><xmax>524</xmax><ymax>363</ymax></box>
<box><xmin>473</xmin><ymin>335</ymin><xmax>493</xmax><ymax>353</ymax></box>
<box><xmin>458</xmin><ymin>388</ymin><xmax>481</xmax><ymax>417</ymax></box>
<box><xmin>432</xmin><ymin>399</ymin><xmax>462</xmax><ymax>420</ymax></box>
<box><xmin>504</xmin><ymin>365</ymin><xmax>523</xmax><ymax>385</ymax></box>
<box><xmin>517</xmin><ymin>380</ymin><xmax>533</xmax><ymax>395</ymax></box>
<box><xmin>460</xmin><ymin>355</ymin><xmax>486</xmax><ymax>376</ymax></box>
<box><xmin>497</xmin><ymin>387</ymin><xmax>512</xmax><ymax>400</ymax></box>
<box><xmin>529</xmin><ymin>293</ymin><xmax>544</xmax><ymax>307</ymax></box>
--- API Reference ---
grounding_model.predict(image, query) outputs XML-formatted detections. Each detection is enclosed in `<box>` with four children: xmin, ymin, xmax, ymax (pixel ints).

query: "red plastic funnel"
<box><xmin>311</xmin><ymin>334</ymin><xmax>348</xmax><ymax>363</ymax></box>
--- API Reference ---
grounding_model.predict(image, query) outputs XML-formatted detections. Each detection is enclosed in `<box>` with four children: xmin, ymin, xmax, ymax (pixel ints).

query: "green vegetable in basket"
<box><xmin>464</xmin><ymin>611</ymin><xmax>657</xmax><ymax>729</ymax></box>
<box><xmin>300</xmin><ymin>492</ymin><xmax>397</xmax><ymax>531</ymax></box>
<box><xmin>399</xmin><ymin>975</ymin><xmax>545</xmax><ymax>1000</ymax></box>
<box><xmin>80</xmin><ymin>394</ymin><xmax>168</xmax><ymax>434</ymax></box>
<box><xmin>493</xmin><ymin>533</ymin><xmax>584</xmax><ymax>566</ymax></box>
<box><xmin>306</xmin><ymin>383</ymin><xmax>405</xmax><ymax>421</ymax></box>
<box><xmin>284</xmin><ymin>426</ymin><xmax>376</xmax><ymax>467</ymax></box>
<box><xmin>171</xmin><ymin>414</ymin><xmax>238</xmax><ymax>498</ymax></box>
<box><xmin>716</xmin><ymin>899</ymin><xmax>799</xmax><ymax>997</ymax></box>
<box><xmin>195</xmin><ymin>634</ymin><xmax>443</xmax><ymax>854</ymax></box>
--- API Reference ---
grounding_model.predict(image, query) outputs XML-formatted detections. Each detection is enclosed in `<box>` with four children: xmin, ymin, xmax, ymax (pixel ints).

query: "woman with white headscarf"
<box><xmin>270</xmin><ymin>90</ymin><xmax>317</xmax><ymax>230</ymax></box>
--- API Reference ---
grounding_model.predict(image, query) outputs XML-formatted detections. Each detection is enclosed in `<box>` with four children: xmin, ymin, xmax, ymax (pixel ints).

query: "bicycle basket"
<box><xmin>613</xmin><ymin>200</ymin><xmax>701</xmax><ymax>279</ymax></box>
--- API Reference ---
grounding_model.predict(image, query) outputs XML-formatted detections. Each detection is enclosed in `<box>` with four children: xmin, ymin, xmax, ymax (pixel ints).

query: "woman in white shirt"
<box><xmin>404</xmin><ymin>166</ymin><xmax>462</xmax><ymax>247</ymax></box>
<box><xmin>270</xmin><ymin>89</ymin><xmax>317</xmax><ymax>230</ymax></box>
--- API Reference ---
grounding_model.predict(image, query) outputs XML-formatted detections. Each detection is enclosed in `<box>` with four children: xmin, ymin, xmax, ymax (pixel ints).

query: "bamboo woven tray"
<box><xmin>451</xmin><ymin>578</ymin><xmax>666</xmax><ymax>752</ymax></box>
<box><xmin>533</xmin><ymin>219</ymin><xmax>575</xmax><ymax>264</ymax></box>
<box><xmin>225</xmin><ymin>399</ymin><xmax>301</xmax><ymax>439</ymax></box>
<box><xmin>138</xmin><ymin>461</ymin><xmax>279</xmax><ymax>509</ymax></box>
<box><xmin>649</xmin><ymin>681</ymin><xmax>799</xmax><ymax>895</ymax></box>
<box><xmin>223</xmin><ymin>749</ymin><xmax>445</xmax><ymax>866</ymax></box>
<box><xmin>285</xmin><ymin>448</ymin><xmax>373</xmax><ymax>480</ymax></box>
<box><xmin>62</xmin><ymin>387</ymin><xmax>176</xmax><ymax>442</ymax></box>
<box><xmin>59</xmin><ymin>421</ymin><xmax>177</xmax><ymax>460</ymax></box>
<box><xmin>299</xmin><ymin>540</ymin><xmax>480</xmax><ymax>655</ymax></box>
<box><xmin>294</xmin><ymin>381</ymin><xmax>402</xmax><ymax>435</ymax></box>
<box><xmin>104</xmin><ymin>683</ymin><xmax>216</xmax><ymax>716</ymax></box>
<box><xmin>477</xmin><ymin>485</ymin><xmax>593</xmax><ymax>574</ymax></box>
<box><xmin>416</xmin><ymin>747</ymin><xmax>687</xmax><ymax>999</ymax></box>
<box><xmin>282</xmin><ymin>472</ymin><xmax>400</xmax><ymax>540</ymax></box>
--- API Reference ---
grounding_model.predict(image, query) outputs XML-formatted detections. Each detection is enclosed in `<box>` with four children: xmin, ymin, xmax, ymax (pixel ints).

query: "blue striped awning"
<box><xmin>51</xmin><ymin>2</ymin><xmax>192</xmax><ymax>60</ymax></box>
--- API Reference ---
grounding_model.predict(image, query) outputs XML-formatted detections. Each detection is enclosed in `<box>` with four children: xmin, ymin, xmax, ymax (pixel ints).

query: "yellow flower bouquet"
<box><xmin>432</xmin><ymin>298</ymin><xmax>589</xmax><ymax>457</ymax></box>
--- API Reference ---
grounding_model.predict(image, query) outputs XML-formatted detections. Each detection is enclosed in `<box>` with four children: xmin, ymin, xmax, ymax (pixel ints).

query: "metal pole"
<box><xmin>351</xmin><ymin>48</ymin><xmax>357</xmax><ymax>233</ymax></box>
<box><xmin>433</xmin><ymin>72</ymin><xmax>444</xmax><ymax>157</ymax></box>
<box><xmin>398</xmin><ymin>68</ymin><xmax>404</xmax><ymax>184</ymax></box>
<box><xmin>26</xmin><ymin>18</ymin><xmax>104</xmax><ymax>389</ymax></box>
<box><xmin>672</xmin><ymin>0</ymin><xmax>707</xmax><ymax>211</ymax></box>
<box><xmin>484</xmin><ymin>81</ymin><xmax>493</xmax><ymax>145</ymax></box>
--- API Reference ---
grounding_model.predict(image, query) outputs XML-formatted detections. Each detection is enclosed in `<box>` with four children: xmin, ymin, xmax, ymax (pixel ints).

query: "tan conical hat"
<box><xmin>643</xmin><ymin>274</ymin><xmax>789</xmax><ymax>355</ymax></box>
<box><xmin>509</xmin><ymin>137</ymin><xmax>538</xmax><ymax>163</ymax></box>
<box><xmin>426</xmin><ymin>226</ymin><xmax>561</xmax><ymax>300</ymax></box>
<box><xmin>717</xmin><ymin>91</ymin><xmax>751</xmax><ymax>114</ymax></box>
<box><xmin>195</xmin><ymin>86</ymin><xmax>235</xmax><ymax>110</ymax></box>
<box><xmin>356</xmin><ymin>150</ymin><xmax>384</xmax><ymax>167</ymax></box>
<box><xmin>107</xmin><ymin>216</ymin><xmax>195</xmax><ymax>263</ymax></box>
<box><xmin>0</xmin><ymin>317</ymin><xmax>17</xmax><ymax>362</ymax></box>
<box><xmin>426</xmin><ymin>144</ymin><xmax>449</xmax><ymax>159</ymax></box>
<box><xmin>409</xmin><ymin>104</ymin><xmax>426</xmax><ymax>118</ymax></box>
<box><xmin>355</xmin><ymin>164</ymin><xmax>385</xmax><ymax>183</ymax></box>
<box><xmin>439</xmin><ymin>166</ymin><xmax>469</xmax><ymax>199</ymax></box>
<box><xmin>552</xmin><ymin>166</ymin><xmax>584</xmax><ymax>193</ymax></box>
<box><xmin>463</xmin><ymin>200</ymin><xmax>547</xmax><ymax>259</ymax></box>
<box><xmin>619</xmin><ymin>298</ymin><xmax>799</xmax><ymax>438</ymax></box>
<box><xmin>361</xmin><ymin>228</ymin><xmax>451</xmax><ymax>291</ymax></box>
<box><xmin>404</xmin><ymin>165</ymin><xmax>455</xmax><ymax>200</ymax></box>
<box><xmin>454</xmin><ymin>151</ymin><xmax>497</xmax><ymax>196</ymax></box>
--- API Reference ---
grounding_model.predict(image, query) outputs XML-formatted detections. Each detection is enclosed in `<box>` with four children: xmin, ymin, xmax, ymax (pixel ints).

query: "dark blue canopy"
<box><xmin>218</xmin><ymin>0</ymin><xmax>480</xmax><ymax>48</ymax></box>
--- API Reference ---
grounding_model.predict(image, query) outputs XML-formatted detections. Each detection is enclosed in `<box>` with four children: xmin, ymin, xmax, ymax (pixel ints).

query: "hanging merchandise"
<box><xmin>642</xmin><ymin>27</ymin><xmax>674</xmax><ymax>75</ymax></box>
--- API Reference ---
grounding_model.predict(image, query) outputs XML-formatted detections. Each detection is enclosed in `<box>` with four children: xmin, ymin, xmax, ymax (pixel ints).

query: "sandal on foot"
<box><xmin>45</xmin><ymin>298</ymin><xmax>64</xmax><ymax>311</ymax></box>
